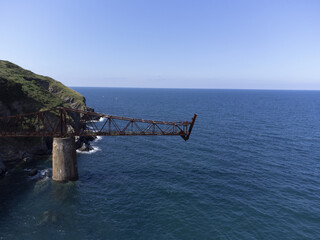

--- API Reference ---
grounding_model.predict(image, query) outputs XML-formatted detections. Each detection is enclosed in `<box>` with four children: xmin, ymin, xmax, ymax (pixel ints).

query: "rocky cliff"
<box><xmin>0</xmin><ymin>60</ymin><xmax>90</xmax><ymax>175</ymax></box>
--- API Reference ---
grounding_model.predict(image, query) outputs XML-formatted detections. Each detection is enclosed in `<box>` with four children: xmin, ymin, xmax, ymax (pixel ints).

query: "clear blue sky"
<box><xmin>0</xmin><ymin>0</ymin><xmax>319</xmax><ymax>89</ymax></box>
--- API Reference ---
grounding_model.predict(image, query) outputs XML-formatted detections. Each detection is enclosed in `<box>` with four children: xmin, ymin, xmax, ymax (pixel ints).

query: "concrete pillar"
<box><xmin>52</xmin><ymin>137</ymin><xmax>78</xmax><ymax>181</ymax></box>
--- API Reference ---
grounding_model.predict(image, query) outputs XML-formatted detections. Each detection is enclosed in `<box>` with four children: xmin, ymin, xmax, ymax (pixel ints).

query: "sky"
<box><xmin>0</xmin><ymin>0</ymin><xmax>320</xmax><ymax>89</ymax></box>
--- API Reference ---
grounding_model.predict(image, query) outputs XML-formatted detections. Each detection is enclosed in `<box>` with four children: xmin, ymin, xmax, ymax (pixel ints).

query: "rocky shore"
<box><xmin>0</xmin><ymin>60</ymin><xmax>96</xmax><ymax>176</ymax></box>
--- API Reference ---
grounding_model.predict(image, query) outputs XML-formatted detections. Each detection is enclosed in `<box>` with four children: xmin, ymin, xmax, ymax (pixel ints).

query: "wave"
<box><xmin>94</xmin><ymin>136</ymin><xmax>103</xmax><ymax>142</ymax></box>
<box><xmin>25</xmin><ymin>168</ymin><xmax>50</xmax><ymax>180</ymax></box>
<box><xmin>91</xmin><ymin>117</ymin><xmax>106</xmax><ymax>123</ymax></box>
<box><xmin>76</xmin><ymin>146</ymin><xmax>101</xmax><ymax>154</ymax></box>
<box><xmin>39</xmin><ymin>169</ymin><xmax>50</xmax><ymax>178</ymax></box>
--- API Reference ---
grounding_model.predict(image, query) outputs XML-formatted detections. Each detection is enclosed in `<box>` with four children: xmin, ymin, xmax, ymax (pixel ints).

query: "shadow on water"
<box><xmin>0</xmin><ymin>156</ymin><xmax>82</xmax><ymax>240</ymax></box>
<box><xmin>36</xmin><ymin>181</ymin><xmax>78</xmax><ymax>227</ymax></box>
<box><xmin>0</xmin><ymin>158</ymin><xmax>48</xmax><ymax>220</ymax></box>
<box><xmin>0</xmin><ymin>156</ymin><xmax>78</xmax><ymax>226</ymax></box>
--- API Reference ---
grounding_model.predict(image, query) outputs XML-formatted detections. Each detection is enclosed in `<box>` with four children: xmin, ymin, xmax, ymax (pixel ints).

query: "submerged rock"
<box><xmin>23</xmin><ymin>156</ymin><xmax>32</xmax><ymax>163</ymax></box>
<box><xmin>0</xmin><ymin>161</ymin><xmax>6</xmax><ymax>175</ymax></box>
<box><xmin>28</xmin><ymin>169</ymin><xmax>38</xmax><ymax>176</ymax></box>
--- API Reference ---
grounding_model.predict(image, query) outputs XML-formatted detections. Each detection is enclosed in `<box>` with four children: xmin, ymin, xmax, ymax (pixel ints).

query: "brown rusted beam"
<box><xmin>181</xmin><ymin>114</ymin><xmax>197</xmax><ymax>141</ymax></box>
<box><xmin>0</xmin><ymin>107</ymin><xmax>197</xmax><ymax>140</ymax></box>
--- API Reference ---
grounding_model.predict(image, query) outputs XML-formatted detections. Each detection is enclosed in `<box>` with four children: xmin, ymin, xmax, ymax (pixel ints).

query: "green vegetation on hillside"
<box><xmin>0</xmin><ymin>60</ymin><xmax>85</xmax><ymax>111</ymax></box>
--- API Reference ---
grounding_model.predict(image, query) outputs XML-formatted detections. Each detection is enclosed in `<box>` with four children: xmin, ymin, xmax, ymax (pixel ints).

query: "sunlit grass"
<box><xmin>0</xmin><ymin>60</ymin><xmax>85</xmax><ymax>112</ymax></box>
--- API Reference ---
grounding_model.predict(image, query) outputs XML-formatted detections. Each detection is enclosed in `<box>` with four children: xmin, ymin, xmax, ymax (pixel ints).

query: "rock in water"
<box><xmin>28</xmin><ymin>169</ymin><xmax>38</xmax><ymax>176</ymax></box>
<box><xmin>0</xmin><ymin>161</ymin><xmax>6</xmax><ymax>175</ymax></box>
<box><xmin>23</xmin><ymin>156</ymin><xmax>32</xmax><ymax>163</ymax></box>
<box><xmin>78</xmin><ymin>143</ymin><xmax>94</xmax><ymax>152</ymax></box>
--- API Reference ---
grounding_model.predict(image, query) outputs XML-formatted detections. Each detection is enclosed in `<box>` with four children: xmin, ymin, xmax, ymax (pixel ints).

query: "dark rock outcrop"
<box><xmin>28</xmin><ymin>169</ymin><xmax>38</xmax><ymax>176</ymax></box>
<box><xmin>78</xmin><ymin>143</ymin><xmax>94</xmax><ymax>152</ymax></box>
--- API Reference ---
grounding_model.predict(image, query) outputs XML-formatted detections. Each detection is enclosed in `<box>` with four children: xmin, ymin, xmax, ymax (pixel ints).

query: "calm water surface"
<box><xmin>1</xmin><ymin>88</ymin><xmax>320</xmax><ymax>239</ymax></box>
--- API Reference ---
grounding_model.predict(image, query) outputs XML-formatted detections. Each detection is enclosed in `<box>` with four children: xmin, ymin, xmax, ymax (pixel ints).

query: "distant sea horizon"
<box><xmin>69</xmin><ymin>86</ymin><xmax>320</xmax><ymax>91</ymax></box>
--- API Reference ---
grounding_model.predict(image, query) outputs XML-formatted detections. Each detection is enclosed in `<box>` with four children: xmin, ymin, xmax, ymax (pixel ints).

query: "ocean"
<box><xmin>1</xmin><ymin>88</ymin><xmax>320</xmax><ymax>239</ymax></box>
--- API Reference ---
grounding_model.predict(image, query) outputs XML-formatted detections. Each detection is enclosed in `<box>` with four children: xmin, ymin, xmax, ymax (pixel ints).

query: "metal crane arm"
<box><xmin>0</xmin><ymin>107</ymin><xmax>197</xmax><ymax>140</ymax></box>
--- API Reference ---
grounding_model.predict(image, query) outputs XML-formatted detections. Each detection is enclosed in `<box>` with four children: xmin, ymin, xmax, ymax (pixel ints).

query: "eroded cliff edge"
<box><xmin>0</xmin><ymin>60</ymin><xmax>91</xmax><ymax>175</ymax></box>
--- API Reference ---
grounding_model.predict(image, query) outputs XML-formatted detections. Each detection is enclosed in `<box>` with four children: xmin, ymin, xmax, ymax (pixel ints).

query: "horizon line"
<box><xmin>69</xmin><ymin>86</ymin><xmax>320</xmax><ymax>91</ymax></box>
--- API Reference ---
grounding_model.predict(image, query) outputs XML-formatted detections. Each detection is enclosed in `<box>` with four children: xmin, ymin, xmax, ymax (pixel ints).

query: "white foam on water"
<box><xmin>33</xmin><ymin>169</ymin><xmax>51</xmax><ymax>193</ymax></box>
<box><xmin>26</xmin><ymin>168</ymin><xmax>50</xmax><ymax>180</ymax></box>
<box><xmin>76</xmin><ymin>146</ymin><xmax>101</xmax><ymax>154</ymax></box>
<box><xmin>40</xmin><ymin>169</ymin><xmax>49</xmax><ymax>177</ymax></box>
<box><xmin>91</xmin><ymin>117</ymin><xmax>106</xmax><ymax>123</ymax></box>
<box><xmin>99</xmin><ymin>117</ymin><xmax>106</xmax><ymax>122</ymax></box>
<box><xmin>94</xmin><ymin>136</ymin><xmax>103</xmax><ymax>142</ymax></box>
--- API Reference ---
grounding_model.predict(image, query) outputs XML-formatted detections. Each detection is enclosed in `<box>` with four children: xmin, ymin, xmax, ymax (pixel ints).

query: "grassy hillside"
<box><xmin>0</xmin><ymin>60</ymin><xmax>85</xmax><ymax>111</ymax></box>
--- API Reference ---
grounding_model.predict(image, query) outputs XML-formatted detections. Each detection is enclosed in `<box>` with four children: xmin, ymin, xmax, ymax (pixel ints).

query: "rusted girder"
<box><xmin>0</xmin><ymin>107</ymin><xmax>196</xmax><ymax>140</ymax></box>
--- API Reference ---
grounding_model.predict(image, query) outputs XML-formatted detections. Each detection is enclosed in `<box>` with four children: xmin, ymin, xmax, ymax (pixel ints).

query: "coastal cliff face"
<box><xmin>0</xmin><ymin>60</ymin><xmax>89</xmax><ymax>175</ymax></box>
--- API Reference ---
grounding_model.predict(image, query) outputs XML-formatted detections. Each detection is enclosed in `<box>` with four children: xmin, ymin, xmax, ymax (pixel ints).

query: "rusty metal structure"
<box><xmin>0</xmin><ymin>107</ymin><xmax>197</xmax><ymax>141</ymax></box>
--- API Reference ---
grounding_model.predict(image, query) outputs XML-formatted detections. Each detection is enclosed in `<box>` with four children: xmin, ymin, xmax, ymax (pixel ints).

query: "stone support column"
<box><xmin>52</xmin><ymin>137</ymin><xmax>78</xmax><ymax>181</ymax></box>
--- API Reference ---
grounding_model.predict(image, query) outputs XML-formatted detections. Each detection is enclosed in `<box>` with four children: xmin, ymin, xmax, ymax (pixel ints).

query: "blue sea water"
<box><xmin>1</xmin><ymin>88</ymin><xmax>320</xmax><ymax>239</ymax></box>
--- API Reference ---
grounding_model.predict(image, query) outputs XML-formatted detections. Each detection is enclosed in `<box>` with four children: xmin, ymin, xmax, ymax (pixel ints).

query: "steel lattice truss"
<box><xmin>0</xmin><ymin>107</ymin><xmax>197</xmax><ymax>141</ymax></box>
